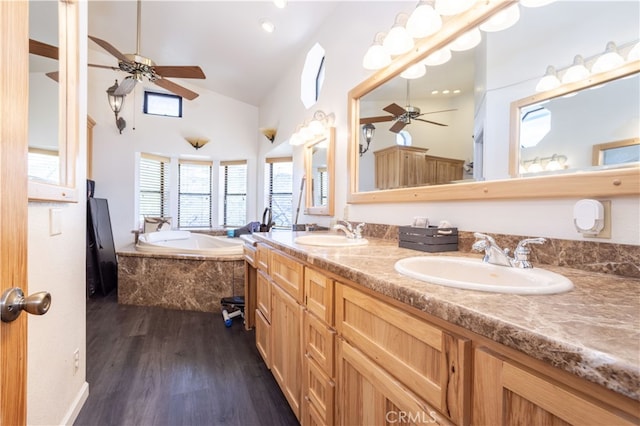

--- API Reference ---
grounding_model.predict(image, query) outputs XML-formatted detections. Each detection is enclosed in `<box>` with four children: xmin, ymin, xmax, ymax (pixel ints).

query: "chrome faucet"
<box><xmin>333</xmin><ymin>221</ymin><xmax>365</xmax><ymax>239</ymax></box>
<box><xmin>472</xmin><ymin>232</ymin><xmax>546</xmax><ymax>269</ymax></box>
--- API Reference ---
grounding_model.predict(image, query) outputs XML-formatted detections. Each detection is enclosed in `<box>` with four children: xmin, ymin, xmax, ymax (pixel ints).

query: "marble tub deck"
<box><xmin>253</xmin><ymin>231</ymin><xmax>640</xmax><ymax>402</ymax></box>
<box><xmin>117</xmin><ymin>246</ymin><xmax>244</xmax><ymax>313</ymax></box>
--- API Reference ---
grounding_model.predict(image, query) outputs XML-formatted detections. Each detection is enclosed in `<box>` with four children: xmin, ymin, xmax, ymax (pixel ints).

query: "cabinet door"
<box><xmin>472</xmin><ymin>348</ymin><xmax>638</xmax><ymax>426</ymax></box>
<box><xmin>255</xmin><ymin>308</ymin><xmax>271</xmax><ymax>368</ymax></box>
<box><xmin>304</xmin><ymin>354</ymin><xmax>335</xmax><ymax>426</ymax></box>
<box><xmin>271</xmin><ymin>250</ymin><xmax>304</xmax><ymax>303</ymax></box>
<box><xmin>338</xmin><ymin>339</ymin><xmax>453</xmax><ymax>426</ymax></box>
<box><xmin>256</xmin><ymin>270</ymin><xmax>271</xmax><ymax>322</ymax></box>
<box><xmin>304</xmin><ymin>267</ymin><xmax>334</xmax><ymax>325</ymax></box>
<box><xmin>336</xmin><ymin>283</ymin><xmax>470</xmax><ymax>425</ymax></box>
<box><xmin>271</xmin><ymin>282</ymin><xmax>303</xmax><ymax>420</ymax></box>
<box><xmin>256</xmin><ymin>243</ymin><xmax>270</xmax><ymax>273</ymax></box>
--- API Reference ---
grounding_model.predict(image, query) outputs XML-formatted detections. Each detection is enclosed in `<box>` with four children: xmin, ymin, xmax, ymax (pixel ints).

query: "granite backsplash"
<box><xmin>357</xmin><ymin>222</ymin><xmax>640</xmax><ymax>279</ymax></box>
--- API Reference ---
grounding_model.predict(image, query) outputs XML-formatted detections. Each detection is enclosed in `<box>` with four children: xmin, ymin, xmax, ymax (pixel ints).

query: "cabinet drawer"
<box><xmin>304</xmin><ymin>355</ymin><xmax>335</xmax><ymax>426</ymax></box>
<box><xmin>304</xmin><ymin>310</ymin><xmax>335</xmax><ymax>376</ymax></box>
<box><xmin>243</xmin><ymin>244</ymin><xmax>256</xmax><ymax>267</ymax></box>
<box><xmin>255</xmin><ymin>309</ymin><xmax>271</xmax><ymax>369</ymax></box>
<box><xmin>256</xmin><ymin>270</ymin><xmax>271</xmax><ymax>322</ymax></box>
<box><xmin>335</xmin><ymin>283</ymin><xmax>470</xmax><ymax>425</ymax></box>
<box><xmin>304</xmin><ymin>267</ymin><xmax>333</xmax><ymax>325</ymax></box>
<box><xmin>301</xmin><ymin>397</ymin><xmax>326</xmax><ymax>426</ymax></box>
<box><xmin>271</xmin><ymin>250</ymin><xmax>304</xmax><ymax>303</ymax></box>
<box><xmin>256</xmin><ymin>243</ymin><xmax>270</xmax><ymax>273</ymax></box>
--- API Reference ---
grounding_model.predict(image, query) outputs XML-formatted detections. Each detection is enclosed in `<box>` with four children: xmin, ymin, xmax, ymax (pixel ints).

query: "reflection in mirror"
<box><xmin>515</xmin><ymin>69</ymin><xmax>639</xmax><ymax>176</ymax></box>
<box><xmin>28</xmin><ymin>1</ymin><xmax>59</xmax><ymax>185</ymax></box>
<box><xmin>305</xmin><ymin>127</ymin><xmax>334</xmax><ymax>216</ymax></box>
<box><xmin>350</xmin><ymin>1</ymin><xmax>639</xmax><ymax>202</ymax></box>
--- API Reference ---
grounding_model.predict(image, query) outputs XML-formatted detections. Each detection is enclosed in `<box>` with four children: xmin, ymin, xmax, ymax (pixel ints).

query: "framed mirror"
<box><xmin>28</xmin><ymin>0</ymin><xmax>79</xmax><ymax>202</ymax></box>
<box><xmin>304</xmin><ymin>127</ymin><xmax>335</xmax><ymax>216</ymax></box>
<box><xmin>348</xmin><ymin>1</ymin><xmax>639</xmax><ymax>203</ymax></box>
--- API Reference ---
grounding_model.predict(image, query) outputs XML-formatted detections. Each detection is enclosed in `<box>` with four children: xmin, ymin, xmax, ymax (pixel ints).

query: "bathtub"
<box><xmin>136</xmin><ymin>231</ymin><xmax>244</xmax><ymax>256</ymax></box>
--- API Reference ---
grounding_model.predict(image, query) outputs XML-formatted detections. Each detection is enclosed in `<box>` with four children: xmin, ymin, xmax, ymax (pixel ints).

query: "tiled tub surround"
<box><xmin>117</xmin><ymin>248</ymin><xmax>244</xmax><ymax>313</ymax></box>
<box><xmin>360</xmin><ymin>223</ymin><xmax>640</xmax><ymax>278</ymax></box>
<box><xmin>252</xmin><ymin>230</ymin><xmax>640</xmax><ymax>402</ymax></box>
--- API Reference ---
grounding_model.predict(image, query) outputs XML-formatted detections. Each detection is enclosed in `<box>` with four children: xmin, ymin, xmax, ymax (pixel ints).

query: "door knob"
<box><xmin>1</xmin><ymin>288</ymin><xmax>51</xmax><ymax>322</ymax></box>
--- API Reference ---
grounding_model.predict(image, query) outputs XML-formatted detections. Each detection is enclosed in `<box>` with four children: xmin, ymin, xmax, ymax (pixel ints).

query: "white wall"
<box><xmin>88</xmin><ymin>52</ymin><xmax>259</xmax><ymax>249</ymax></box>
<box><xmin>27</xmin><ymin>2</ymin><xmax>89</xmax><ymax>424</ymax></box>
<box><xmin>258</xmin><ymin>1</ymin><xmax>640</xmax><ymax>245</ymax></box>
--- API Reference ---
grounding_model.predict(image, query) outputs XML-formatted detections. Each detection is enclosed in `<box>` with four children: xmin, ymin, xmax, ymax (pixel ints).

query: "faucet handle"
<box><xmin>354</xmin><ymin>223</ymin><xmax>365</xmax><ymax>238</ymax></box>
<box><xmin>513</xmin><ymin>237</ymin><xmax>546</xmax><ymax>268</ymax></box>
<box><xmin>473</xmin><ymin>232</ymin><xmax>496</xmax><ymax>244</ymax></box>
<box><xmin>338</xmin><ymin>220</ymin><xmax>353</xmax><ymax>232</ymax></box>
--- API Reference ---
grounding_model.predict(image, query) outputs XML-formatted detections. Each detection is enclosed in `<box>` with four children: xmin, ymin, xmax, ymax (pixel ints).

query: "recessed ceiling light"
<box><xmin>431</xmin><ymin>90</ymin><xmax>439</xmax><ymax>95</ymax></box>
<box><xmin>442</xmin><ymin>89</ymin><xmax>450</xmax><ymax>94</ymax></box>
<box><xmin>453</xmin><ymin>89</ymin><xmax>461</xmax><ymax>94</ymax></box>
<box><xmin>273</xmin><ymin>0</ymin><xmax>287</xmax><ymax>8</ymax></box>
<box><xmin>260</xmin><ymin>19</ymin><xmax>275</xmax><ymax>33</ymax></box>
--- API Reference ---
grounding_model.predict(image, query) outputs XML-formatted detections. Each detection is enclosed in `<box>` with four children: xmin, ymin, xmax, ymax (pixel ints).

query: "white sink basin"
<box><xmin>394</xmin><ymin>256</ymin><xmax>573</xmax><ymax>294</ymax></box>
<box><xmin>294</xmin><ymin>234</ymin><xmax>369</xmax><ymax>247</ymax></box>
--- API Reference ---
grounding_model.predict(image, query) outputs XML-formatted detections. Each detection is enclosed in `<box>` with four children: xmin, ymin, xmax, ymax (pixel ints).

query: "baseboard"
<box><xmin>60</xmin><ymin>381</ymin><xmax>89</xmax><ymax>425</ymax></box>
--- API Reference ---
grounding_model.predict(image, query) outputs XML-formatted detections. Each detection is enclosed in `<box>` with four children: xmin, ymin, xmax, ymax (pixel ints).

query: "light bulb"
<box><xmin>535</xmin><ymin>66</ymin><xmax>561</xmax><ymax>92</ymax></box>
<box><xmin>289</xmin><ymin>133</ymin><xmax>303</xmax><ymax>146</ymax></box>
<box><xmin>400</xmin><ymin>63</ymin><xmax>426</xmax><ymax>79</ymax></box>
<box><xmin>479</xmin><ymin>3</ymin><xmax>520</xmax><ymax>32</ymax></box>
<box><xmin>592</xmin><ymin>42</ymin><xmax>624</xmax><ymax>74</ymax></box>
<box><xmin>527</xmin><ymin>161</ymin><xmax>543</xmax><ymax>173</ymax></box>
<box><xmin>421</xmin><ymin>46</ymin><xmax>451</xmax><ymax>66</ymax></box>
<box><xmin>435</xmin><ymin>0</ymin><xmax>475</xmax><ymax>16</ymax></box>
<box><xmin>449</xmin><ymin>27</ymin><xmax>481</xmax><ymax>52</ymax></box>
<box><xmin>561</xmin><ymin>55</ymin><xmax>590</xmax><ymax>84</ymax></box>
<box><xmin>382</xmin><ymin>14</ymin><xmax>414</xmax><ymax>56</ymax></box>
<box><xmin>627</xmin><ymin>42</ymin><xmax>640</xmax><ymax>62</ymax></box>
<box><xmin>363</xmin><ymin>32</ymin><xmax>391</xmax><ymax>70</ymax></box>
<box><xmin>406</xmin><ymin>3</ymin><xmax>442</xmax><ymax>39</ymax></box>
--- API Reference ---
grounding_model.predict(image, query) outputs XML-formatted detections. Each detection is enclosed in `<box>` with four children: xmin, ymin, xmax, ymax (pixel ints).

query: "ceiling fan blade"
<box><xmin>417</xmin><ymin>108</ymin><xmax>457</xmax><ymax>116</ymax></box>
<box><xmin>389</xmin><ymin>120</ymin><xmax>407</xmax><ymax>133</ymax></box>
<box><xmin>115</xmin><ymin>77</ymin><xmax>138</xmax><ymax>96</ymax></box>
<box><xmin>360</xmin><ymin>115</ymin><xmax>394</xmax><ymax>124</ymax></box>
<box><xmin>88</xmin><ymin>35</ymin><xmax>130</xmax><ymax>63</ymax></box>
<box><xmin>415</xmin><ymin>118</ymin><xmax>448</xmax><ymax>127</ymax></box>
<box><xmin>45</xmin><ymin>71</ymin><xmax>59</xmax><ymax>82</ymax></box>
<box><xmin>153</xmin><ymin>66</ymin><xmax>206</xmax><ymax>79</ymax></box>
<box><xmin>383</xmin><ymin>103</ymin><xmax>407</xmax><ymax>116</ymax></box>
<box><xmin>29</xmin><ymin>39</ymin><xmax>58</xmax><ymax>60</ymax></box>
<box><xmin>154</xmin><ymin>78</ymin><xmax>199</xmax><ymax>100</ymax></box>
<box><xmin>88</xmin><ymin>63</ymin><xmax>119</xmax><ymax>71</ymax></box>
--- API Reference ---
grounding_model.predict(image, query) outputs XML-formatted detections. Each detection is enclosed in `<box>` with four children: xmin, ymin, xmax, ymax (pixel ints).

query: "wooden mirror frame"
<box><xmin>28</xmin><ymin>0</ymin><xmax>79</xmax><ymax>202</ymax></box>
<box><xmin>304</xmin><ymin>127</ymin><xmax>335</xmax><ymax>216</ymax></box>
<box><xmin>348</xmin><ymin>0</ymin><xmax>639</xmax><ymax>203</ymax></box>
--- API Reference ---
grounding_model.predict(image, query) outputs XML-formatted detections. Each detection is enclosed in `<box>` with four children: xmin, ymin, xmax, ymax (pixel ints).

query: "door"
<box><xmin>0</xmin><ymin>1</ymin><xmax>30</xmax><ymax>425</ymax></box>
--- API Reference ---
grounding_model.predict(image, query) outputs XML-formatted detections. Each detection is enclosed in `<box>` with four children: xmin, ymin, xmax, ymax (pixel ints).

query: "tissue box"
<box><xmin>398</xmin><ymin>225</ymin><xmax>458</xmax><ymax>253</ymax></box>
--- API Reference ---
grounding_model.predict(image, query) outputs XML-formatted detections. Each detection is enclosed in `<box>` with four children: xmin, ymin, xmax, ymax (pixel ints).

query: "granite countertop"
<box><xmin>251</xmin><ymin>231</ymin><xmax>640</xmax><ymax>401</ymax></box>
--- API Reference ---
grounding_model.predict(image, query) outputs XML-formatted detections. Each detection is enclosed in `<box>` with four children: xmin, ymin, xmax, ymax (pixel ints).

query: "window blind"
<box><xmin>265</xmin><ymin>159</ymin><xmax>293</xmax><ymax>229</ymax></box>
<box><xmin>28</xmin><ymin>148</ymin><xmax>59</xmax><ymax>183</ymax></box>
<box><xmin>221</xmin><ymin>161</ymin><xmax>247</xmax><ymax>227</ymax></box>
<box><xmin>178</xmin><ymin>160</ymin><xmax>212</xmax><ymax>228</ymax></box>
<box><xmin>139</xmin><ymin>153</ymin><xmax>170</xmax><ymax>223</ymax></box>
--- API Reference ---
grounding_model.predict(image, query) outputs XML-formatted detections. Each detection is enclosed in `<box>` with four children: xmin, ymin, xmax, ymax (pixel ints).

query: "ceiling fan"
<box><xmin>360</xmin><ymin>80</ymin><xmax>455</xmax><ymax>133</ymax></box>
<box><xmin>88</xmin><ymin>0</ymin><xmax>205</xmax><ymax>100</ymax></box>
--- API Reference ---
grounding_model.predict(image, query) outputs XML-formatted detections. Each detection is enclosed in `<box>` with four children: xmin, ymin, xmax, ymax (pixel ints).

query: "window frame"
<box><xmin>220</xmin><ymin>160</ymin><xmax>248</xmax><ymax>227</ymax></box>
<box><xmin>178</xmin><ymin>159</ymin><xmax>213</xmax><ymax>229</ymax></box>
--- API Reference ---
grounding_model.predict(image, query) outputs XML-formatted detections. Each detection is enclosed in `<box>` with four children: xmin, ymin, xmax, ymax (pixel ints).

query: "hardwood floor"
<box><xmin>74</xmin><ymin>293</ymin><xmax>298</xmax><ymax>426</ymax></box>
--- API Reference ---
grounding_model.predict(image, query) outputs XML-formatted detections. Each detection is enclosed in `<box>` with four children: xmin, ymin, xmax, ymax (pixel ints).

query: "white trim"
<box><xmin>60</xmin><ymin>381</ymin><xmax>89</xmax><ymax>426</ymax></box>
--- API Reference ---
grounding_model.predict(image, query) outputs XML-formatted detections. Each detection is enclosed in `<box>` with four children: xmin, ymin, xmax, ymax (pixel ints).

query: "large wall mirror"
<box><xmin>28</xmin><ymin>0</ymin><xmax>79</xmax><ymax>202</ymax></box>
<box><xmin>304</xmin><ymin>127</ymin><xmax>335</xmax><ymax>216</ymax></box>
<box><xmin>348</xmin><ymin>1</ymin><xmax>639</xmax><ymax>203</ymax></box>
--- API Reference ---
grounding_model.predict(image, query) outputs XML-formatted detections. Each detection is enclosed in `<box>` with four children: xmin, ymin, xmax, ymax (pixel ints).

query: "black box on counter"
<box><xmin>398</xmin><ymin>225</ymin><xmax>458</xmax><ymax>253</ymax></box>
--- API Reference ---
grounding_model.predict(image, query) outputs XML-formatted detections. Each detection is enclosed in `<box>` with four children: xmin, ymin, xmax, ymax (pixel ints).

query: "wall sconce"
<box><xmin>360</xmin><ymin>123</ymin><xmax>376</xmax><ymax>156</ymax></box>
<box><xmin>185</xmin><ymin>137</ymin><xmax>210</xmax><ymax>150</ymax></box>
<box><xmin>106</xmin><ymin>79</ymin><xmax>126</xmax><ymax>134</ymax></box>
<box><xmin>289</xmin><ymin>110</ymin><xmax>335</xmax><ymax>146</ymax></box>
<box><xmin>260</xmin><ymin>128</ymin><xmax>277</xmax><ymax>143</ymax></box>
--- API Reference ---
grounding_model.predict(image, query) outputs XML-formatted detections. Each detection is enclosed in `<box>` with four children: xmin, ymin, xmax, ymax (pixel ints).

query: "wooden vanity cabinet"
<box><xmin>472</xmin><ymin>348</ymin><xmax>638</xmax><ymax>426</ymax></box>
<box><xmin>243</xmin><ymin>244</ymin><xmax>257</xmax><ymax>330</ymax></box>
<box><xmin>335</xmin><ymin>283</ymin><xmax>470</xmax><ymax>425</ymax></box>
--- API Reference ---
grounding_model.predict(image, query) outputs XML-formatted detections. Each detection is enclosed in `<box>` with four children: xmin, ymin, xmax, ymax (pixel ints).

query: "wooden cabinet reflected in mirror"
<box><xmin>348</xmin><ymin>1</ymin><xmax>639</xmax><ymax>203</ymax></box>
<box><xmin>304</xmin><ymin>127</ymin><xmax>334</xmax><ymax>216</ymax></box>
